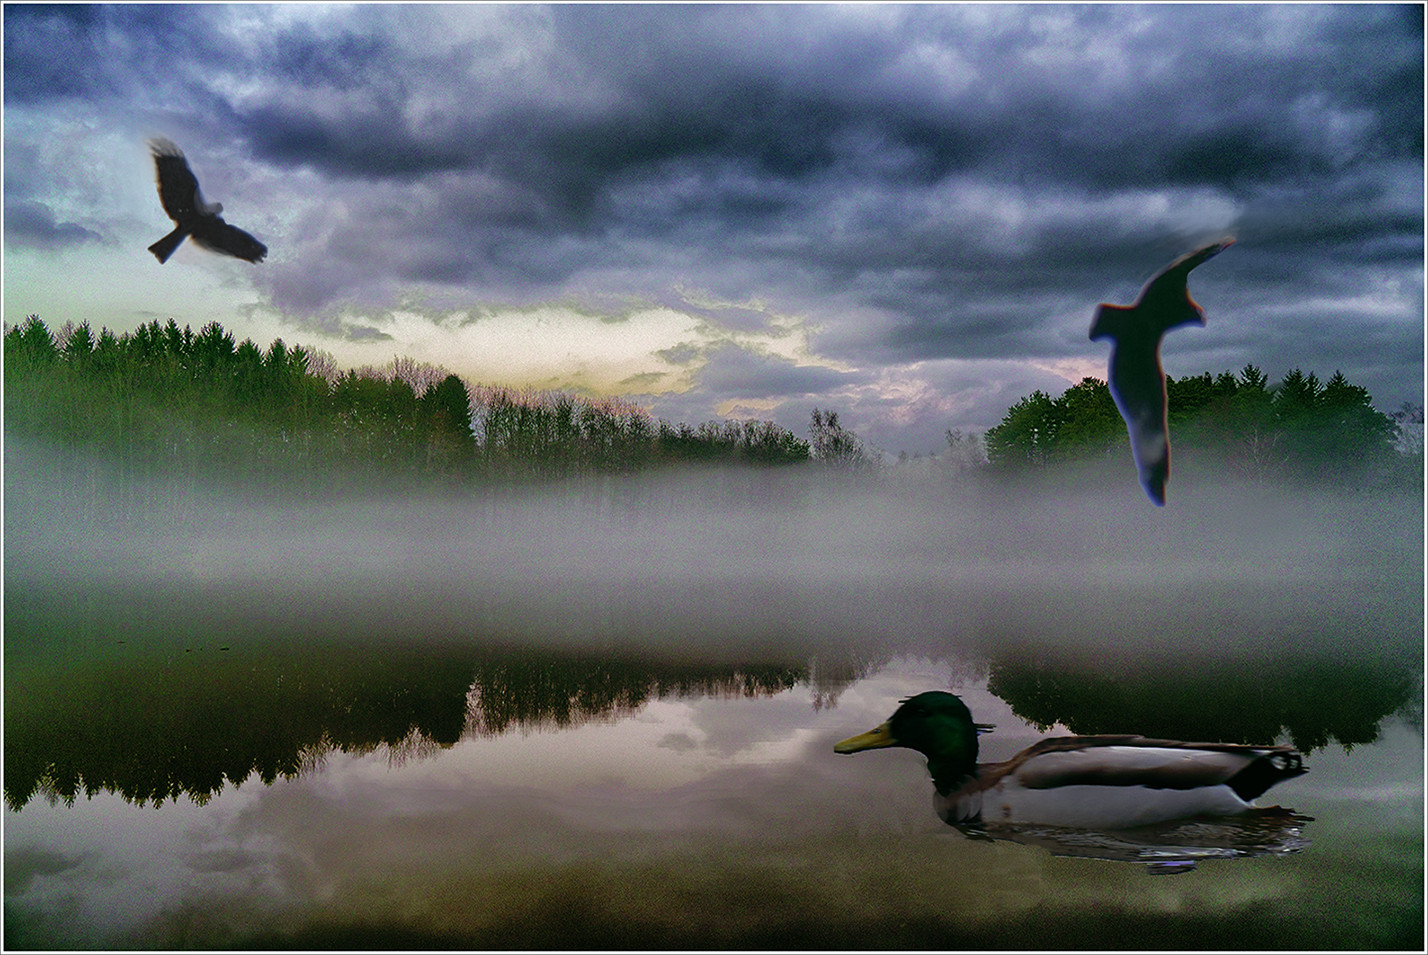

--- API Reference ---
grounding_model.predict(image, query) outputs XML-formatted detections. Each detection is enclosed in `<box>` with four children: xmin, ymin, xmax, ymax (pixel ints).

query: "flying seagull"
<box><xmin>147</xmin><ymin>138</ymin><xmax>267</xmax><ymax>264</ymax></box>
<box><xmin>1089</xmin><ymin>240</ymin><xmax>1233</xmax><ymax>505</ymax></box>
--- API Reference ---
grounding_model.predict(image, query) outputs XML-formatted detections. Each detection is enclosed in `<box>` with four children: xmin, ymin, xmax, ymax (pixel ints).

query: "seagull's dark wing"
<box><xmin>191</xmin><ymin>218</ymin><xmax>268</xmax><ymax>263</ymax></box>
<box><xmin>150</xmin><ymin>138</ymin><xmax>200</xmax><ymax>224</ymax></box>
<box><xmin>1137</xmin><ymin>240</ymin><xmax>1235</xmax><ymax>324</ymax></box>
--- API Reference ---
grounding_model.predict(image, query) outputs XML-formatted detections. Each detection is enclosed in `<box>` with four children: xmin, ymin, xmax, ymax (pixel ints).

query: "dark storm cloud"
<box><xmin>3</xmin><ymin>198</ymin><xmax>103</xmax><ymax>250</ymax></box>
<box><xmin>1</xmin><ymin>4</ymin><xmax>109</xmax><ymax>102</ymax></box>
<box><xmin>31</xmin><ymin>5</ymin><xmax>1418</xmax><ymax>315</ymax></box>
<box><xmin>3</xmin><ymin>5</ymin><xmax>237</xmax><ymax>112</ymax></box>
<box><xmin>3</xmin><ymin>4</ymin><xmax>1421</xmax><ymax>448</ymax></box>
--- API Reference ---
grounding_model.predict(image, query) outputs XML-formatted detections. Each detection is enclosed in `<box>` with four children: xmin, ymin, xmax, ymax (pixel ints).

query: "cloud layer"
<box><xmin>4</xmin><ymin>4</ymin><xmax>1421</xmax><ymax>452</ymax></box>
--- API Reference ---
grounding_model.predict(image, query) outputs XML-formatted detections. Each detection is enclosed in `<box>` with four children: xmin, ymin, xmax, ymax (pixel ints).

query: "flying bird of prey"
<box><xmin>147</xmin><ymin>138</ymin><xmax>267</xmax><ymax>264</ymax></box>
<box><xmin>1089</xmin><ymin>240</ymin><xmax>1233</xmax><ymax>505</ymax></box>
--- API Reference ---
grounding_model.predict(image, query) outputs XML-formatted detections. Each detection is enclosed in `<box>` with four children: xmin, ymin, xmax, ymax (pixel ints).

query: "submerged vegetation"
<box><xmin>3</xmin><ymin>314</ymin><xmax>1420</xmax><ymax>492</ymax></box>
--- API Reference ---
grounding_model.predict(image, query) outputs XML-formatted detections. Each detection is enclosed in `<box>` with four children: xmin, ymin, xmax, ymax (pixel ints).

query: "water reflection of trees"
<box><xmin>4</xmin><ymin>642</ymin><xmax>876</xmax><ymax>811</ymax></box>
<box><xmin>984</xmin><ymin>649</ymin><xmax>1422</xmax><ymax>751</ymax></box>
<box><xmin>464</xmin><ymin>653</ymin><xmax>811</xmax><ymax>737</ymax></box>
<box><xmin>5</xmin><ymin>643</ymin><xmax>476</xmax><ymax>810</ymax></box>
<box><xmin>8</xmin><ymin>631</ymin><xmax>1415</xmax><ymax>813</ymax></box>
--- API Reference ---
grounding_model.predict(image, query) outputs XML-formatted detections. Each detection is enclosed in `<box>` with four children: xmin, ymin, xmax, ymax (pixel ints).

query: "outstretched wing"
<box><xmin>150</xmin><ymin>138</ymin><xmax>201</xmax><ymax>224</ymax></box>
<box><xmin>191</xmin><ymin>218</ymin><xmax>268</xmax><ymax>263</ymax></box>
<box><xmin>1138</xmin><ymin>239</ymin><xmax>1235</xmax><ymax>319</ymax></box>
<box><xmin>148</xmin><ymin>137</ymin><xmax>266</xmax><ymax>263</ymax></box>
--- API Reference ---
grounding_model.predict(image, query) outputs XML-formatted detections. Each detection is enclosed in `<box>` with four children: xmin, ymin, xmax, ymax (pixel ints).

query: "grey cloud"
<box><xmin>212</xmin><ymin>5</ymin><xmax>1421</xmax><ymax>331</ymax></box>
<box><xmin>3</xmin><ymin>845</ymin><xmax>90</xmax><ymax>896</ymax></box>
<box><xmin>344</xmin><ymin>325</ymin><xmax>393</xmax><ymax>343</ymax></box>
<box><xmin>3</xmin><ymin>199</ymin><xmax>103</xmax><ymax>250</ymax></box>
<box><xmin>619</xmin><ymin>371</ymin><xmax>667</xmax><ymax>390</ymax></box>
<box><xmin>694</xmin><ymin>343</ymin><xmax>866</xmax><ymax>399</ymax></box>
<box><xmin>3</xmin><ymin>4</ymin><xmax>1420</xmax><ymax>453</ymax></box>
<box><xmin>656</xmin><ymin>343</ymin><xmax>703</xmax><ymax>366</ymax></box>
<box><xmin>3</xmin><ymin>5</ymin><xmax>239</xmax><ymax>121</ymax></box>
<box><xmin>657</xmin><ymin>732</ymin><xmax>697</xmax><ymax>753</ymax></box>
<box><xmin>1</xmin><ymin>5</ymin><xmax>109</xmax><ymax>103</ymax></box>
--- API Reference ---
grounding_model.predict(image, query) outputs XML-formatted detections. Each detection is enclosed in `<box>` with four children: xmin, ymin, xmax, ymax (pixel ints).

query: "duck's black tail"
<box><xmin>1228</xmin><ymin>749</ymin><xmax>1307</xmax><ymax>802</ymax></box>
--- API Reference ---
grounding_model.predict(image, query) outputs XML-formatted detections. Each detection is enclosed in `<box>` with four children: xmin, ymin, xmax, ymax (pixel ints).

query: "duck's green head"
<box><xmin>834</xmin><ymin>691</ymin><xmax>981</xmax><ymax>793</ymax></box>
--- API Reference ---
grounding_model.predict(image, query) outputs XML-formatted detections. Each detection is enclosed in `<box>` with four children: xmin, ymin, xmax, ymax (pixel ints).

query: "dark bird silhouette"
<box><xmin>1089</xmin><ymin>240</ymin><xmax>1232</xmax><ymax>505</ymax></box>
<box><xmin>147</xmin><ymin>138</ymin><xmax>267</xmax><ymax>264</ymax></box>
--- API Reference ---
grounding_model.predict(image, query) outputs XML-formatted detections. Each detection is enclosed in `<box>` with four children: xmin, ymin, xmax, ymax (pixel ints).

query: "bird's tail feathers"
<box><xmin>149</xmin><ymin>228</ymin><xmax>187</xmax><ymax>263</ymax></box>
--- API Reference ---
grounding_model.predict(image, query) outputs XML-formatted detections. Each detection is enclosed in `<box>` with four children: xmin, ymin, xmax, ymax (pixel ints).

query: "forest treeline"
<box><xmin>981</xmin><ymin>365</ymin><xmax>1420</xmax><ymax>489</ymax></box>
<box><xmin>3</xmin><ymin>315</ymin><xmax>816</xmax><ymax>490</ymax></box>
<box><xmin>4</xmin><ymin>314</ymin><xmax>1420</xmax><ymax>490</ymax></box>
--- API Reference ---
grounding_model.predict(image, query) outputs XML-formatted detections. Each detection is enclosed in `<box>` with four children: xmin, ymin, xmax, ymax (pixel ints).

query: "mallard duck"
<box><xmin>1089</xmin><ymin>239</ymin><xmax>1232</xmax><ymax>505</ymax></box>
<box><xmin>834</xmin><ymin>691</ymin><xmax>1306</xmax><ymax>830</ymax></box>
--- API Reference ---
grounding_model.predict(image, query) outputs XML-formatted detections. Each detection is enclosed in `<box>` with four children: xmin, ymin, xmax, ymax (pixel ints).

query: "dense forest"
<box><xmin>983</xmin><ymin>365</ymin><xmax>1419</xmax><ymax>489</ymax></box>
<box><xmin>3</xmin><ymin>315</ymin><xmax>815</xmax><ymax>492</ymax></box>
<box><xmin>3</xmin><ymin>314</ymin><xmax>1420</xmax><ymax>491</ymax></box>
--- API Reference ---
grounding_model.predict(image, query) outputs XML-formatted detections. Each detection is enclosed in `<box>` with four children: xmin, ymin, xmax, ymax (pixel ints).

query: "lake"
<box><xmin>4</xmin><ymin>443</ymin><xmax>1423</xmax><ymax>949</ymax></box>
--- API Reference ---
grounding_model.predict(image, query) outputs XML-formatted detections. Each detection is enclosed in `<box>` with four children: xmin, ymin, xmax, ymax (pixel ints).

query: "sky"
<box><xmin>3</xmin><ymin>3</ymin><xmax>1423</xmax><ymax>455</ymax></box>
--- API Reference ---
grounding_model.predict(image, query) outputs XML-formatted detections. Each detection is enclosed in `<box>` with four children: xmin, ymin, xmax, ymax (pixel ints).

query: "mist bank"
<box><xmin>7</xmin><ymin>434</ymin><xmax>1420</xmax><ymax>666</ymax></box>
<box><xmin>6</xmin><ymin>435</ymin><xmax>1421</xmax><ymax>948</ymax></box>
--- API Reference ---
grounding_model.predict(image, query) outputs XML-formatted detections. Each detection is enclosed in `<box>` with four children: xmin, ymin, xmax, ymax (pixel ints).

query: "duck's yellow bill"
<box><xmin>833</xmin><ymin>721</ymin><xmax>897</xmax><ymax>754</ymax></box>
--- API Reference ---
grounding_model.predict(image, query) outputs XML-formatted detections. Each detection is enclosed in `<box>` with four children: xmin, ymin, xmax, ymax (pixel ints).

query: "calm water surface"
<box><xmin>5</xmin><ymin>449</ymin><xmax>1423</xmax><ymax>949</ymax></box>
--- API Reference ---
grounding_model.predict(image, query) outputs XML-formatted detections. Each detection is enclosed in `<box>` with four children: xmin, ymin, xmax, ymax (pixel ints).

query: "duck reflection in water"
<box><xmin>836</xmin><ymin>692</ymin><xmax>1310</xmax><ymax>870</ymax></box>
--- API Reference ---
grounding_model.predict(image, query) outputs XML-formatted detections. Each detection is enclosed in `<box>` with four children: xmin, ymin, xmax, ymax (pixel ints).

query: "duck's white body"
<box><xmin>936</xmin><ymin>738</ymin><xmax>1303</xmax><ymax>829</ymax></box>
<box><xmin>939</xmin><ymin>746</ymin><xmax>1260</xmax><ymax>829</ymax></box>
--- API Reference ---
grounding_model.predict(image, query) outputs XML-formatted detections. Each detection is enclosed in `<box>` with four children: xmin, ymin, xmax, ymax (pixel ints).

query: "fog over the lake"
<box><xmin>5</xmin><ymin>431</ymin><xmax>1423</xmax><ymax>950</ymax></box>
<box><xmin>8</xmin><ymin>437</ymin><xmax>1420</xmax><ymax>667</ymax></box>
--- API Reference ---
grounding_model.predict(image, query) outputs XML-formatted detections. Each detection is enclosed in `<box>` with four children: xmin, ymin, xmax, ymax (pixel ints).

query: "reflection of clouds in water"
<box><xmin>683</xmin><ymin>690</ymin><xmax>826</xmax><ymax>759</ymax></box>
<box><xmin>4</xmin><ymin>659</ymin><xmax>1417</xmax><ymax>948</ymax></box>
<box><xmin>1283</xmin><ymin>720</ymin><xmax>1423</xmax><ymax>807</ymax></box>
<box><xmin>657</xmin><ymin>731</ymin><xmax>698</xmax><ymax>752</ymax></box>
<box><xmin>3</xmin><ymin>788</ymin><xmax>285</xmax><ymax>947</ymax></box>
<box><xmin>1</xmin><ymin>677</ymin><xmax>910</xmax><ymax>942</ymax></box>
<box><xmin>2</xmin><ymin>845</ymin><xmax>89</xmax><ymax>895</ymax></box>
